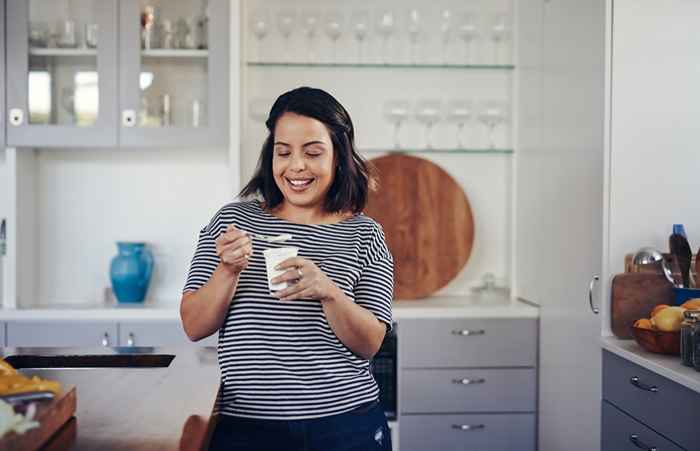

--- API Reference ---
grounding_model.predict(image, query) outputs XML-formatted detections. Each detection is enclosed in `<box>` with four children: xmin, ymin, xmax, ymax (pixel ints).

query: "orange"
<box><xmin>650</xmin><ymin>304</ymin><xmax>670</xmax><ymax>317</ymax></box>
<box><xmin>634</xmin><ymin>318</ymin><xmax>654</xmax><ymax>330</ymax></box>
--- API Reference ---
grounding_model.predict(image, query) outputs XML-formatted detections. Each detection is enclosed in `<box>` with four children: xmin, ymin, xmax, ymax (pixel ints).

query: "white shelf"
<box><xmin>141</xmin><ymin>49</ymin><xmax>208</xmax><ymax>58</ymax></box>
<box><xmin>29</xmin><ymin>47</ymin><xmax>97</xmax><ymax>57</ymax></box>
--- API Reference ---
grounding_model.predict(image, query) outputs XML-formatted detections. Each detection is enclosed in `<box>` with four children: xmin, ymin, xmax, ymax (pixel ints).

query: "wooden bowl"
<box><xmin>631</xmin><ymin>326</ymin><xmax>680</xmax><ymax>355</ymax></box>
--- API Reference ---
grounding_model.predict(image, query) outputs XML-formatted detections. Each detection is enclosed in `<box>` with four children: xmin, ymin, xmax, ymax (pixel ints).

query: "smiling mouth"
<box><xmin>285</xmin><ymin>177</ymin><xmax>315</xmax><ymax>191</ymax></box>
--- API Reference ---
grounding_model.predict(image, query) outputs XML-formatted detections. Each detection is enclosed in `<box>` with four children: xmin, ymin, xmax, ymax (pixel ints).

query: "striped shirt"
<box><xmin>183</xmin><ymin>200</ymin><xmax>394</xmax><ymax>420</ymax></box>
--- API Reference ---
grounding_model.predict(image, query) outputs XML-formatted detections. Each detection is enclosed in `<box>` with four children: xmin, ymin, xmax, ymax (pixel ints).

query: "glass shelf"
<box><xmin>29</xmin><ymin>48</ymin><xmax>97</xmax><ymax>57</ymax></box>
<box><xmin>359</xmin><ymin>148</ymin><xmax>513</xmax><ymax>155</ymax></box>
<box><xmin>142</xmin><ymin>49</ymin><xmax>209</xmax><ymax>58</ymax></box>
<box><xmin>247</xmin><ymin>61</ymin><xmax>515</xmax><ymax>70</ymax></box>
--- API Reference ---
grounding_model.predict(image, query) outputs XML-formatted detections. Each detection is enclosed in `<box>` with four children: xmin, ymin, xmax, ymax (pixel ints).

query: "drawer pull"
<box><xmin>629</xmin><ymin>434</ymin><xmax>658</xmax><ymax>451</ymax></box>
<box><xmin>452</xmin><ymin>378</ymin><xmax>486</xmax><ymax>385</ymax></box>
<box><xmin>451</xmin><ymin>329</ymin><xmax>485</xmax><ymax>336</ymax></box>
<box><xmin>127</xmin><ymin>332</ymin><xmax>135</xmax><ymax>347</ymax></box>
<box><xmin>451</xmin><ymin>424</ymin><xmax>485</xmax><ymax>431</ymax></box>
<box><xmin>101</xmin><ymin>332</ymin><xmax>110</xmax><ymax>347</ymax></box>
<box><xmin>630</xmin><ymin>376</ymin><xmax>659</xmax><ymax>393</ymax></box>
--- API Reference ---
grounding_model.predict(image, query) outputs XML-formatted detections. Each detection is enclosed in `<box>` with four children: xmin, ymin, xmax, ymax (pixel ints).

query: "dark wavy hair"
<box><xmin>239</xmin><ymin>87</ymin><xmax>374</xmax><ymax>214</ymax></box>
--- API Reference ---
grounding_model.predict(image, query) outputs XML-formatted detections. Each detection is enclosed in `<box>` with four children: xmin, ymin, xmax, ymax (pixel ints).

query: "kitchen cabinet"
<box><xmin>6</xmin><ymin>0</ymin><xmax>119</xmax><ymax>147</ymax></box>
<box><xmin>0</xmin><ymin>0</ymin><xmax>6</xmax><ymax>147</ymax></box>
<box><xmin>119</xmin><ymin>319</ymin><xmax>217</xmax><ymax>347</ymax></box>
<box><xmin>0</xmin><ymin>322</ymin><xmax>6</xmax><ymax>347</ymax></box>
<box><xmin>397</xmin><ymin>318</ymin><xmax>537</xmax><ymax>451</ymax></box>
<box><xmin>6</xmin><ymin>320</ymin><xmax>118</xmax><ymax>347</ymax></box>
<box><xmin>602</xmin><ymin>350</ymin><xmax>699</xmax><ymax>451</ymax></box>
<box><xmin>4</xmin><ymin>0</ymin><xmax>229</xmax><ymax>148</ymax></box>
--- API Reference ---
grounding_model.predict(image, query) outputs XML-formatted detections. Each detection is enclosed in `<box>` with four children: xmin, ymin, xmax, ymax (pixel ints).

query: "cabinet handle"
<box><xmin>588</xmin><ymin>275</ymin><xmax>600</xmax><ymax>314</ymax></box>
<box><xmin>630</xmin><ymin>376</ymin><xmax>659</xmax><ymax>393</ymax></box>
<box><xmin>101</xmin><ymin>332</ymin><xmax>110</xmax><ymax>347</ymax></box>
<box><xmin>122</xmin><ymin>109</ymin><xmax>136</xmax><ymax>127</ymax></box>
<box><xmin>451</xmin><ymin>424</ymin><xmax>485</xmax><ymax>431</ymax></box>
<box><xmin>9</xmin><ymin>108</ymin><xmax>24</xmax><ymax>126</ymax></box>
<box><xmin>451</xmin><ymin>329</ymin><xmax>485</xmax><ymax>336</ymax></box>
<box><xmin>629</xmin><ymin>434</ymin><xmax>658</xmax><ymax>451</ymax></box>
<box><xmin>127</xmin><ymin>333</ymin><xmax>135</xmax><ymax>347</ymax></box>
<box><xmin>452</xmin><ymin>378</ymin><xmax>486</xmax><ymax>385</ymax></box>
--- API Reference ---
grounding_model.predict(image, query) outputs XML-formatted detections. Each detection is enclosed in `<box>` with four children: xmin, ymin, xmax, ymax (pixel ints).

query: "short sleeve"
<box><xmin>354</xmin><ymin>223</ymin><xmax>394</xmax><ymax>329</ymax></box>
<box><xmin>183</xmin><ymin>218</ymin><xmax>221</xmax><ymax>294</ymax></box>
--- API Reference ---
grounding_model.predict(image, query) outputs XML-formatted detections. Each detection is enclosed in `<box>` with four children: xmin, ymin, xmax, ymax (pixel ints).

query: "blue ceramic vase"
<box><xmin>110</xmin><ymin>242</ymin><xmax>154</xmax><ymax>303</ymax></box>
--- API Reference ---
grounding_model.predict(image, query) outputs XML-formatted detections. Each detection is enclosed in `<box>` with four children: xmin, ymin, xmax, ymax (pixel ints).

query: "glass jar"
<box><xmin>681</xmin><ymin>310</ymin><xmax>700</xmax><ymax>366</ymax></box>
<box><xmin>692</xmin><ymin>312</ymin><xmax>700</xmax><ymax>372</ymax></box>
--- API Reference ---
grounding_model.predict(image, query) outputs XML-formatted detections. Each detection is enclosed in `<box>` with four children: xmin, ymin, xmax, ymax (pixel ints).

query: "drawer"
<box><xmin>399</xmin><ymin>318</ymin><xmax>537</xmax><ymax>367</ymax></box>
<box><xmin>401</xmin><ymin>368</ymin><xmax>536</xmax><ymax>413</ymax></box>
<box><xmin>602</xmin><ymin>401</ymin><xmax>685</xmax><ymax>451</ymax></box>
<box><xmin>119</xmin><ymin>320</ymin><xmax>217</xmax><ymax>347</ymax></box>
<box><xmin>399</xmin><ymin>413</ymin><xmax>535</xmax><ymax>451</ymax></box>
<box><xmin>603</xmin><ymin>350</ymin><xmax>700</xmax><ymax>451</ymax></box>
<box><xmin>6</xmin><ymin>321</ymin><xmax>118</xmax><ymax>347</ymax></box>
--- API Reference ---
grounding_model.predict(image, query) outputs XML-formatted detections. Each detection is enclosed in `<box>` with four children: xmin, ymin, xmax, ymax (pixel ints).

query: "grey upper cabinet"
<box><xmin>0</xmin><ymin>0</ymin><xmax>5</xmax><ymax>147</ymax></box>
<box><xmin>6</xmin><ymin>0</ymin><xmax>119</xmax><ymax>147</ymax></box>
<box><xmin>118</xmin><ymin>0</ymin><xmax>229</xmax><ymax>147</ymax></box>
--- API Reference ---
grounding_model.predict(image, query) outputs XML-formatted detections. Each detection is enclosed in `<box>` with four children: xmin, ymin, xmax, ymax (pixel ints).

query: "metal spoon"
<box><xmin>245</xmin><ymin>232</ymin><xmax>292</xmax><ymax>243</ymax></box>
<box><xmin>632</xmin><ymin>247</ymin><xmax>676</xmax><ymax>286</ymax></box>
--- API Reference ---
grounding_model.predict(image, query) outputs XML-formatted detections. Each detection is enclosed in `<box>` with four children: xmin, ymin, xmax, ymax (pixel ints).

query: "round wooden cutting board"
<box><xmin>364</xmin><ymin>154</ymin><xmax>474</xmax><ymax>300</ymax></box>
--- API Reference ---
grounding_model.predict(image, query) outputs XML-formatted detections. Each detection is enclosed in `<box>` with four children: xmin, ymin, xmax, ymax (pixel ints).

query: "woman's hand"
<box><xmin>214</xmin><ymin>224</ymin><xmax>252</xmax><ymax>275</ymax></box>
<box><xmin>271</xmin><ymin>257</ymin><xmax>339</xmax><ymax>302</ymax></box>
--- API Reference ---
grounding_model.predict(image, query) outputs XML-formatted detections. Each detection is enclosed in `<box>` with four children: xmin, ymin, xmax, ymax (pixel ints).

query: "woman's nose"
<box><xmin>289</xmin><ymin>152</ymin><xmax>306</xmax><ymax>170</ymax></box>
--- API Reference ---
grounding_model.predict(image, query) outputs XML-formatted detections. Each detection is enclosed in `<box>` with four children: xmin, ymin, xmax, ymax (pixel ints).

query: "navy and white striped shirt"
<box><xmin>183</xmin><ymin>200</ymin><xmax>394</xmax><ymax>420</ymax></box>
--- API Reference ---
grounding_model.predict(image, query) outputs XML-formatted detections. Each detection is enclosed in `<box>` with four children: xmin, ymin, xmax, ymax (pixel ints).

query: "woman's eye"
<box><xmin>276</xmin><ymin>151</ymin><xmax>290</xmax><ymax>157</ymax></box>
<box><xmin>306</xmin><ymin>152</ymin><xmax>322</xmax><ymax>158</ymax></box>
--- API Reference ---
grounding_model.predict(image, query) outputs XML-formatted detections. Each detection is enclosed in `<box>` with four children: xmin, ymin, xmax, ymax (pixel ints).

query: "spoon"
<box><xmin>245</xmin><ymin>232</ymin><xmax>292</xmax><ymax>243</ymax></box>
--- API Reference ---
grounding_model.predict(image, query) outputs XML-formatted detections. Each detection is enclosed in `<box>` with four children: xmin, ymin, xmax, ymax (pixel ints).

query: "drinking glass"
<box><xmin>383</xmin><ymin>100</ymin><xmax>411</xmax><ymax>149</ymax></box>
<box><xmin>478</xmin><ymin>101</ymin><xmax>508</xmax><ymax>149</ymax></box>
<box><xmin>376</xmin><ymin>9</ymin><xmax>395</xmax><ymax>64</ymax></box>
<box><xmin>457</xmin><ymin>12</ymin><xmax>477</xmax><ymax>64</ymax></box>
<box><xmin>406</xmin><ymin>9</ymin><xmax>421</xmax><ymax>64</ymax></box>
<box><xmin>277</xmin><ymin>9</ymin><xmax>296</xmax><ymax>62</ymax></box>
<box><xmin>439</xmin><ymin>9</ymin><xmax>452</xmax><ymax>65</ymax></box>
<box><xmin>351</xmin><ymin>10</ymin><xmax>370</xmax><ymax>63</ymax></box>
<box><xmin>324</xmin><ymin>10</ymin><xmax>343</xmax><ymax>64</ymax></box>
<box><xmin>447</xmin><ymin>100</ymin><xmax>472</xmax><ymax>148</ymax></box>
<box><xmin>250</xmin><ymin>9</ymin><xmax>270</xmax><ymax>62</ymax></box>
<box><xmin>300</xmin><ymin>9</ymin><xmax>320</xmax><ymax>62</ymax></box>
<box><xmin>415</xmin><ymin>100</ymin><xmax>443</xmax><ymax>149</ymax></box>
<box><xmin>491</xmin><ymin>13</ymin><xmax>509</xmax><ymax>64</ymax></box>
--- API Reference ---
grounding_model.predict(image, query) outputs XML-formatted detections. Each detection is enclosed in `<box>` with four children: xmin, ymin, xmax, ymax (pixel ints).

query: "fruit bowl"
<box><xmin>631</xmin><ymin>325</ymin><xmax>680</xmax><ymax>355</ymax></box>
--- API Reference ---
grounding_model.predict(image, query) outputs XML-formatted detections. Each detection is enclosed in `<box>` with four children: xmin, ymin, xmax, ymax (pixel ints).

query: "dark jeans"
<box><xmin>208</xmin><ymin>400</ymin><xmax>392</xmax><ymax>451</ymax></box>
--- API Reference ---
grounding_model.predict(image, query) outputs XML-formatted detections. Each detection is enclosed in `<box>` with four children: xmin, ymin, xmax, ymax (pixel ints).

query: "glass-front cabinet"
<box><xmin>118</xmin><ymin>0</ymin><xmax>229</xmax><ymax>147</ymax></box>
<box><xmin>6</xmin><ymin>0</ymin><xmax>119</xmax><ymax>147</ymax></box>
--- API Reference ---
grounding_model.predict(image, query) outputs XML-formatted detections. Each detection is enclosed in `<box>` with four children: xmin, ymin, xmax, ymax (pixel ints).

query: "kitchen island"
<box><xmin>1</xmin><ymin>346</ymin><xmax>221</xmax><ymax>451</ymax></box>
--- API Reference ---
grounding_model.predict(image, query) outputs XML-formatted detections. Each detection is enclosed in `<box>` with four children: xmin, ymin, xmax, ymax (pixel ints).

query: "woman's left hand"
<box><xmin>272</xmin><ymin>257</ymin><xmax>338</xmax><ymax>302</ymax></box>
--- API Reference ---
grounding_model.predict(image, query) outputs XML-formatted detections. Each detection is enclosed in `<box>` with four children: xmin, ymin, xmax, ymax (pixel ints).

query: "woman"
<box><xmin>181</xmin><ymin>87</ymin><xmax>394</xmax><ymax>451</ymax></box>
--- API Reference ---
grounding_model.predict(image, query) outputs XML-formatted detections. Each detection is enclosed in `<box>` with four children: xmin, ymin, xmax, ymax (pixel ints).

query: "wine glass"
<box><xmin>457</xmin><ymin>12</ymin><xmax>478</xmax><ymax>65</ymax></box>
<box><xmin>415</xmin><ymin>100</ymin><xmax>443</xmax><ymax>149</ymax></box>
<box><xmin>383</xmin><ymin>100</ymin><xmax>411</xmax><ymax>149</ymax></box>
<box><xmin>324</xmin><ymin>10</ymin><xmax>343</xmax><ymax>64</ymax></box>
<box><xmin>490</xmin><ymin>13</ymin><xmax>509</xmax><ymax>64</ymax></box>
<box><xmin>447</xmin><ymin>100</ymin><xmax>472</xmax><ymax>148</ymax></box>
<box><xmin>406</xmin><ymin>9</ymin><xmax>422</xmax><ymax>64</ymax></box>
<box><xmin>300</xmin><ymin>9</ymin><xmax>320</xmax><ymax>62</ymax></box>
<box><xmin>276</xmin><ymin>9</ymin><xmax>296</xmax><ymax>63</ymax></box>
<box><xmin>478</xmin><ymin>101</ymin><xmax>508</xmax><ymax>149</ymax></box>
<box><xmin>351</xmin><ymin>10</ymin><xmax>370</xmax><ymax>63</ymax></box>
<box><xmin>249</xmin><ymin>9</ymin><xmax>270</xmax><ymax>62</ymax></box>
<box><xmin>439</xmin><ymin>9</ymin><xmax>453</xmax><ymax>65</ymax></box>
<box><xmin>376</xmin><ymin>9</ymin><xmax>395</xmax><ymax>64</ymax></box>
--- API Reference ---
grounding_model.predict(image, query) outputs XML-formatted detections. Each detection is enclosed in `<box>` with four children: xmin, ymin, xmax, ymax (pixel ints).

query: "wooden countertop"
<box><xmin>1</xmin><ymin>346</ymin><xmax>221</xmax><ymax>451</ymax></box>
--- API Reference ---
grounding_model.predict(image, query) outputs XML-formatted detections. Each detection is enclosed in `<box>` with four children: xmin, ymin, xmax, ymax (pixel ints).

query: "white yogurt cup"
<box><xmin>263</xmin><ymin>247</ymin><xmax>299</xmax><ymax>293</ymax></box>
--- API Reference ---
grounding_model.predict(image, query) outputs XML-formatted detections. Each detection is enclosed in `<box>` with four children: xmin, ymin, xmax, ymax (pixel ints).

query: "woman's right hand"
<box><xmin>215</xmin><ymin>224</ymin><xmax>252</xmax><ymax>275</ymax></box>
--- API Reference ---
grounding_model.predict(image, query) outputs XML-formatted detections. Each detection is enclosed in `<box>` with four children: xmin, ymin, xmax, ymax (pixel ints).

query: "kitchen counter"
<box><xmin>601</xmin><ymin>336</ymin><xmax>700</xmax><ymax>394</ymax></box>
<box><xmin>0</xmin><ymin>295</ymin><xmax>539</xmax><ymax>320</ymax></box>
<box><xmin>0</xmin><ymin>346</ymin><xmax>220</xmax><ymax>451</ymax></box>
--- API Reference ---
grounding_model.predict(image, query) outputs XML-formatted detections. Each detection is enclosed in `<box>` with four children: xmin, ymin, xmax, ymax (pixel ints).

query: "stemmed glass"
<box><xmin>439</xmin><ymin>9</ymin><xmax>453</xmax><ymax>65</ymax></box>
<box><xmin>478</xmin><ymin>101</ymin><xmax>508</xmax><ymax>149</ymax></box>
<box><xmin>250</xmin><ymin>9</ymin><xmax>270</xmax><ymax>63</ymax></box>
<box><xmin>447</xmin><ymin>100</ymin><xmax>472</xmax><ymax>148</ymax></box>
<box><xmin>376</xmin><ymin>9</ymin><xmax>395</xmax><ymax>64</ymax></box>
<box><xmin>406</xmin><ymin>9</ymin><xmax>421</xmax><ymax>64</ymax></box>
<box><xmin>324</xmin><ymin>10</ymin><xmax>343</xmax><ymax>64</ymax></box>
<box><xmin>351</xmin><ymin>10</ymin><xmax>370</xmax><ymax>63</ymax></box>
<box><xmin>490</xmin><ymin>13</ymin><xmax>509</xmax><ymax>64</ymax></box>
<box><xmin>415</xmin><ymin>100</ymin><xmax>443</xmax><ymax>149</ymax></box>
<box><xmin>276</xmin><ymin>9</ymin><xmax>296</xmax><ymax>63</ymax></box>
<box><xmin>300</xmin><ymin>9</ymin><xmax>320</xmax><ymax>62</ymax></box>
<box><xmin>383</xmin><ymin>100</ymin><xmax>411</xmax><ymax>149</ymax></box>
<box><xmin>457</xmin><ymin>12</ymin><xmax>478</xmax><ymax>65</ymax></box>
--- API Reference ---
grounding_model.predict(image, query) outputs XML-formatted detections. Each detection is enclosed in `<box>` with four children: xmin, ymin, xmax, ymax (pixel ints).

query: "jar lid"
<box><xmin>683</xmin><ymin>310</ymin><xmax>700</xmax><ymax>320</ymax></box>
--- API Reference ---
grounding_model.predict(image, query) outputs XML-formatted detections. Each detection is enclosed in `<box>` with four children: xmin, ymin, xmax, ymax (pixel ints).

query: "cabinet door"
<box><xmin>119</xmin><ymin>320</ymin><xmax>217</xmax><ymax>347</ymax></box>
<box><xmin>118</xmin><ymin>0</ymin><xmax>229</xmax><ymax>147</ymax></box>
<box><xmin>6</xmin><ymin>321</ymin><xmax>118</xmax><ymax>347</ymax></box>
<box><xmin>6</xmin><ymin>0</ymin><xmax>118</xmax><ymax>147</ymax></box>
<box><xmin>0</xmin><ymin>0</ymin><xmax>5</xmax><ymax>147</ymax></box>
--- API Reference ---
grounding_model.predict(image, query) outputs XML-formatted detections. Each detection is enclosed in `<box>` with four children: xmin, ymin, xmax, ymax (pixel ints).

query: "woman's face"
<box><xmin>272</xmin><ymin>112</ymin><xmax>336</xmax><ymax>211</ymax></box>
